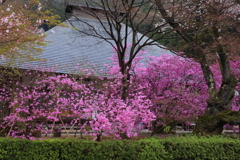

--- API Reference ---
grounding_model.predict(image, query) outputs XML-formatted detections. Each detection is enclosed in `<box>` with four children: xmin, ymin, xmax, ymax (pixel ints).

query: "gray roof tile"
<box><xmin>0</xmin><ymin>17</ymin><xmax>172</xmax><ymax>76</ymax></box>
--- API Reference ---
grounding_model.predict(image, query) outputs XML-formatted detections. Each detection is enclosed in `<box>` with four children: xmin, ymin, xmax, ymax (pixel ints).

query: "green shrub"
<box><xmin>162</xmin><ymin>135</ymin><xmax>240</xmax><ymax>160</ymax></box>
<box><xmin>0</xmin><ymin>136</ymin><xmax>239</xmax><ymax>160</ymax></box>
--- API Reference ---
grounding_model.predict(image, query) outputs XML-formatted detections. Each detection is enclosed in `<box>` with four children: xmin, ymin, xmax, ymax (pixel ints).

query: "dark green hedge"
<box><xmin>0</xmin><ymin>136</ymin><xmax>239</xmax><ymax>160</ymax></box>
<box><xmin>162</xmin><ymin>135</ymin><xmax>240</xmax><ymax>160</ymax></box>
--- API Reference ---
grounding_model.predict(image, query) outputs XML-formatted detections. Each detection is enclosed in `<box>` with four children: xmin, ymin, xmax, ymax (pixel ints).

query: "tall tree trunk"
<box><xmin>120</xmin><ymin>66</ymin><xmax>131</xmax><ymax>101</ymax></box>
<box><xmin>120</xmin><ymin>66</ymin><xmax>131</xmax><ymax>139</ymax></box>
<box><xmin>194</xmin><ymin>54</ymin><xmax>237</xmax><ymax>134</ymax></box>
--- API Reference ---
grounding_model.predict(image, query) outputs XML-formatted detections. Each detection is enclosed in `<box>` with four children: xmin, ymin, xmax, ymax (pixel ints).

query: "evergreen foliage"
<box><xmin>0</xmin><ymin>136</ymin><xmax>240</xmax><ymax>160</ymax></box>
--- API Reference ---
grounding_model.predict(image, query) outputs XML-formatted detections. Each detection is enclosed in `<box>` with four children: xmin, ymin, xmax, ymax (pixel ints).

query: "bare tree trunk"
<box><xmin>96</xmin><ymin>133</ymin><xmax>102</xmax><ymax>141</ymax></box>
<box><xmin>121</xmin><ymin>71</ymin><xmax>131</xmax><ymax>101</ymax></box>
<box><xmin>150</xmin><ymin>121</ymin><xmax>164</xmax><ymax>136</ymax></box>
<box><xmin>194</xmin><ymin>53</ymin><xmax>237</xmax><ymax>134</ymax></box>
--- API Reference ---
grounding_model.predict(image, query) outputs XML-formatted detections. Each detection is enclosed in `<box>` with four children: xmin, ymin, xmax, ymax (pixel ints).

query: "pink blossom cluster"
<box><xmin>135</xmin><ymin>55</ymin><xmax>208</xmax><ymax>126</ymax></box>
<box><xmin>0</xmin><ymin>71</ymin><xmax>155</xmax><ymax>140</ymax></box>
<box><xmin>0</xmin><ymin>50</ymin><xmax>239</xmax><ymax>140</ymax></box>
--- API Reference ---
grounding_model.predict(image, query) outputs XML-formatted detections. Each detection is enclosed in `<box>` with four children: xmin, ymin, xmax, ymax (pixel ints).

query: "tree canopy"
<box><xmin>0</xmin><ymin>0</ymin><xmax>60</xmax><ymax>65</ymax></box>
<box><xmin>154</xmin><ymin>0</ymin><xmax>240</xmax><ymax>133</ymax></box>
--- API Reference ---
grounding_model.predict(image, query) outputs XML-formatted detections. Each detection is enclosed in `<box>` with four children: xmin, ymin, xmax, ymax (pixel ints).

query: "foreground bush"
<box><xmin>0</xmin><ymin>138</ymin><xmax>167</xmax><ymax>160</ymax></box>
<box><xmin>162</xmin><ymin>135</ymin><xmax>240</xmax><ymax>160</ymax></box>
<box><xmin>0</xmin><ymin>136</ymin><xmax>240</xmax><ymax>160</ymax></box>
